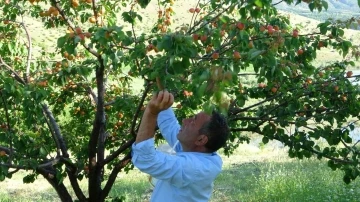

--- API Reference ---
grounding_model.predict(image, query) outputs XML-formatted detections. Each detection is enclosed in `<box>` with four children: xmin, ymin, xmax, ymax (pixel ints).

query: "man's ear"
<box><xmin>195</xmin><ymin>134</ymin><xmax>208</xmax><ymax>146</ymax></box>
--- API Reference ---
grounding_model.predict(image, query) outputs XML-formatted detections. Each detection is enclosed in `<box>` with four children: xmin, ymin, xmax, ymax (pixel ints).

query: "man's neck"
<box><xmin>181</xmin><ymin>144</ymin><xmax>210</xmax><ymax>153</ymax></box>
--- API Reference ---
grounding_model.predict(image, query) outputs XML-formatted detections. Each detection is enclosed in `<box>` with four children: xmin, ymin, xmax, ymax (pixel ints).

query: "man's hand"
<box><xmin>146</xmin><ymin>90</ymin><xmax>174</xmax><ymax>115</ymax></box>
<box><xmin>135</xmin><ymin>90</ymin><xmax>174</xmax><ymax>143</ymax></box>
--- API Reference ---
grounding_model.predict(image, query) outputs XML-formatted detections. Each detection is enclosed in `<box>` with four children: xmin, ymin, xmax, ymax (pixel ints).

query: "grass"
<box><xmin>214</xmin><ymin>160</ymin><xmax>360</xmax><ymax>202</ymax></box>
<box><xmin>2</xmin><ymin>140</ymin><xmax>360</xmax><ymax>202</ymax></box>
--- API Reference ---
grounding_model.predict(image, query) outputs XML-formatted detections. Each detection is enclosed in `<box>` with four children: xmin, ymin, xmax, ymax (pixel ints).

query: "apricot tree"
<box><xmin>0</xmin><ymin>0</ymin><xmax>360</xmax><ymax>201</ymax></box>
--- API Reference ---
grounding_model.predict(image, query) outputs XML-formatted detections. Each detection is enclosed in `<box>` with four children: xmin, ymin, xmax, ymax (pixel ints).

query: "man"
<box><xmin>131</xmin><ymin>90</ymin><xmax>230</xmax><ymax>202</ymax></box>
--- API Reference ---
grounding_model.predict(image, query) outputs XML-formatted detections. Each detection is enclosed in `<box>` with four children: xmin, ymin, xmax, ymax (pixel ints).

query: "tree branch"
<box><xmin>36</xmin><ymin>166</ymin><xmax>73</xmax><ymax>202</ymax></box>
<box><xmin>103</xmin><ymin>138</ymin><xmax>135</xmax><ymax>165</ymax></box>
<box><xmin>0</xmin><ymin>90</ymin><xmax>14</xmax><ymax>162</ymax></box>
<box><xmin>230</xmin><ymin>92</ymin><xmax>283</xmax><ymax>115</ymax></box>
<box><xmin>86</xmin><ymin>85</ymin><xmax>98</xmax><ymax>105</ymax></box>
<box><xmin>0</xmin><ymin>56</ymin><xmax>26</xmax><ymax>85</ymax></box>
<box><xmin>88</xmin><ymin>58</ymin><xmax>106</xmax><ymax>201</ymax></box>
<box><xmin>0</xmin><ymin>157</ymin><xmax>61</xmax><ymax>170</ymax></box>
<box><xmin>42</xmin><ymin>104</ymin><xmax>69</xmax><ymax>157</ymax></box>
<box><xmin>100</xmin><ymin>152</ymin><xmax>132</xmax><ymax>201</ymax></box>
<box><xmin>188</xmin><ymin>0</ymin><xmax>202</xmax><ymax>33</ymax></box>
<box><xmin>272</xmin><ymin>0</ymin><xmax>284</xmax><ymax>6</ymax></box>
<box><xmin>130</xmin><ymin>82</ymin><xmax>153</xmax><ymax>137</ymax></box>
<box><xmin>92</xmin><ymin>0</ymin><xmax>99</xmax><ymax>26</ymax></box>
<box><xmin>18</xmin><ymin>19</ymin><xmax>32</xmax><ymax>83</ymax></box>
<box><xmin>60</xmin><ymin>157</ymin><xmax>87</xmax><ymax>201</ymax></box>
<box><xmin>0</xmin><ymin>145</ymin><xmax>13</xmax><ymax>155</ymax></box>
<box><xmin>8</xmin><ymin>168</ymin><xmax>20</xmax><ymax>175</ymax></box>
<box><xmin>42</xmin><ymin>108</ymin><xmax>61</xmax><ymax>157</ymax></box>
<box><xmin>188</xmin><ymin>3</ymin><xmax>235</xmax><ymax>35</ymax></box>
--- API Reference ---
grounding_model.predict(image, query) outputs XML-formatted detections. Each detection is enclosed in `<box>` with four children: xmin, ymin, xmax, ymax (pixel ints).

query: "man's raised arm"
<box><xmin>135</xmin><ymin>91</ymin><xmax>174</xmax><ymax>143</ymax></box>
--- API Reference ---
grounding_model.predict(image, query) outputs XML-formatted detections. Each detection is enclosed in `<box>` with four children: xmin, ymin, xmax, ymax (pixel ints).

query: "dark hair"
<box><xmin>199</xmin><ymin>111</ymin><xmax>230</xmax><ymax>152</ymax></box>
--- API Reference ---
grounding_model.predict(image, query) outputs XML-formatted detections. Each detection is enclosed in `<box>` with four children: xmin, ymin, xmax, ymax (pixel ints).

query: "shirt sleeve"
<box><xmin>157</xmin><ymin>108</ymin><xmax>182</xmax><ymax>152</ymax></box>
<box><xmin>131</xmin><ymin>138</ymin><xmax>194</xmax><ymax>188</ymax></box>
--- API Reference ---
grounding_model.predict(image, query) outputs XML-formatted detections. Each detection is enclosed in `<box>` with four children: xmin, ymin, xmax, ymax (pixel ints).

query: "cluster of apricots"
<box><xmin>28</xmin><ymin>0</ymin><xmax>41</xmax><ymax>5</ymax></box>
<box><xmin>157</xmin><ymin>6</ymin><xmax>174</xmax><ymax>33</ymax></box>
<box><xmin>0</xmin><ymin>150</ymin><xmax>7</xmax><ymax>157</ymax></box>
<box><xmin>146</xmin><ymin>43</ymin><xmax>159</xmax><ymax>53</ymax></box>
<box><xmin>346</xmin><ymin>71</ymin><xmax>353</xmax><ymax>78</ymax></box>
<box><xmin>88</xmin><ymin>8</ymin><xmax>106</xmax><ymax>25</ymax></box>
<box><xmin>66</xmin><ymin>27</ymin><xmax>91</xmax><ymax>41</ymax></box>
<box><xmin>71</xmin><ymin>0</ymin><xmax>80</xmax><ymax>7</ymax></box>
<box><xmin>191</xmin><ymin>20</ymin><xmax>248</xmax><ymax>60</ymax></box>
<box><xmin>61</xmin><ymin>80</ymin><xmax>80</xmax><ymax>91</ymax></box>
<box><xmin>39</xmin><ymin>6</ymin><xmax>60</xmax><ymax>17</ymax></box>
<box><xmin>81</xmin><ymin>0</ymin><xmax>93</xmax><ymax>4</ymax></box>
<box><xmin>189</xmin><ymin>7</ymin><xmax>201</xmax><ymax>14</ymax></box>
<box><xmin>258</xmin><ymin>82</ymin><xmax>279</xmax><ymax>94</ymax></box>
<box><xmin>3</xmin><ymin>20</ymin><xmax>10</xmax><ymax>25</ymax></box>
<box><xmin>74</xmin><ymin>107</ymin><xmax>86</xmax><ymax>116</ymax></box>
<box><xmin>0</xmin><ymin>124</ymin><xmax>8</xmax><ymax>130</ymax></box>
<box><xmin>183</xmin><ymin>90</ymin><xmax>193</xmax><ymax>97</ymax></box>
<box><xmin>37</xmin><ymin>80</ymin><xmax>48</xmax><ymax>87</ymax></box>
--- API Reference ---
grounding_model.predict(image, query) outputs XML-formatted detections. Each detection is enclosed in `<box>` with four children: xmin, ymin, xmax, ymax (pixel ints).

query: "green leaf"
<box><xmin>327</xmin><ymin>160</ymin><xmax>337</xmax><ymax>170</ymax></box>
<box><xmin>122</xmin><ymin>12</ymin><xmax>135</xmax><ymax>24</ymax></box>
<box><xmin>317</xmin><ymin>21</ymin><xmax>331</xmax><ymax>35</ymax></box>
<box><xmin>137</xmin><ymin>14</ymin><xmax>143</xmax><ymax>22</ymax></box>
<box><xmin>137</xmin><ymin>0</ymin><xmax>151</xmax><ymax>8</ymax></box>
<box><xmin>74</xmin><ymin>36</ymin><xmax>82</xmax><ymax>44</ymax></box>
<box><xmin>40</xmin><ymin>147</ymin><xmax>47</xmax><ymax>156</ymax></box>
<box><xmin>249</xmin><ymin>50</ymin><xmax>264</xmax><ymax>60</ymax></box>
<box><xmin>57</xmin><ymin>36</ymin><xmax>67</xmax><ymax>48</ymax></box>
<box><xmin>349</xmin><ymin>124</ymin><xmax>355</xmax><ymax>131</ymax></box>
<box><xmin>309</xmin><ymin>2</ymin><xmax>315</xmax><ymax>12</ymax></box>
<box><xmin>343</xmin><ymin>175</ymin><xmax>351</xmax><ymax>184</ymax></box>
<box><xmin>254</xmin><ymin>0</ymin><xmax>263</xmax><ymax>8</ymax></box>
<box><xmin>338</xmin><ymin>29</ymin><xmax>344</xmax><ymax>37</ymax></box>
<box><xmin>239</xmin><ymin>7</ymin><xmax>246</xmax><ymax>19</ymax></box>
<box><xmin>23</xmin><ymin>173</ymin><xmax>36</xmax><ymax>184</ymax></box>
<box><xmin>157</xmin><ymin>35</ymin><xmax>173</xmax><ymax>51</ymax></box>
<box><xmin>197</xmin><ymin>82</ymin><xmax>208</xmax><ymax>97</ymax></box>
<box><xmin>358</xmin><ymin>0</ymin><xmax>360</xmax><ymax>7</ymax></box>
<box><xmin>171</xmin><ymin>61</ymin><xmax>185</xmax><ymax>74</ymax></box>
<box><xmin>322</xmin><ymin>0</ymin><xmax>328</xmax><ymax>10</ymax></box>
<box><xmin>262</xmin><ymin>136</ymin><xmax>269</xmax><ymax>144</ymax></box>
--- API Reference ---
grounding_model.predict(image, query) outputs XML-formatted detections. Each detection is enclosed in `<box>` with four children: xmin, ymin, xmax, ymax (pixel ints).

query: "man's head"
<box><xmin>177</xmin><ymin>111</ymin><xmax>230</xmax><ymax>153</ymax></box>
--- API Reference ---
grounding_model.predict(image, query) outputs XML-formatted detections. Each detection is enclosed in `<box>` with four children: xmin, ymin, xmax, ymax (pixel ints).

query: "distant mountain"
<box><xmin>274</xmin><ymin>0</ymin><xmax>360</xmax><ymax>30</ymax></box>
<box><xmin>275</xmin><ymin>0</ymin><xmax>360</xmax><ymax>12</ymax></box>
<box><xmin>329</xmin><ymin>0</ymin><xmax>359</xmax><ymax>11</ymax></box>
<box><xmin>276</xmin><ymin>0</ymin><xmax>360</xmax><ymax>21</ymax></box>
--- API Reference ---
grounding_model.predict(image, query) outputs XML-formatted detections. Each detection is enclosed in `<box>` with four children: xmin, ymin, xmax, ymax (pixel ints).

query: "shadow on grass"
<box><xmin>211</xmin><ymin>159</ymin><xmax>360</xmax><ymax>202</ymax></box>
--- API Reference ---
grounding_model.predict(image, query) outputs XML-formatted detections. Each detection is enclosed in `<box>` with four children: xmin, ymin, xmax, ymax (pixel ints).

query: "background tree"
<box><xmin>0</xmin><ymin>0</ymin><xmax>360</xmax><ymax>201</ymax></box>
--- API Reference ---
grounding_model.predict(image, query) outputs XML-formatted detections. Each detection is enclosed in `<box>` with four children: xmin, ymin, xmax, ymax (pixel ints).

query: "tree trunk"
<box><xmin>38</xmin><ymin>169</ymin><xmax>73</xmax><ymax>202</ymax></box>
<box><xmin>48</xmin><ymin>179</ymin><xmax>74</xmax><ymax>202</ymax></box>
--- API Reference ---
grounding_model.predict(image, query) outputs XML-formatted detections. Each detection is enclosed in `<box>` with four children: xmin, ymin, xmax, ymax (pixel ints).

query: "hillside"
<box><xmin>275</xmin><ymin>0</ymin><xmax>360</xmax><ymax>27</ymax></box>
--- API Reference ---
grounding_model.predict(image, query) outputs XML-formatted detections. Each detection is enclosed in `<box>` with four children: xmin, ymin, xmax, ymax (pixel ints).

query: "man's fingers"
<box><xmin>151</xmin><ymin>90</ymin><xmax>174</xmax><ymax>110</ymax></box>
<box><xmin>161</xmin><ymin>91</ymin><xmax>170</xmax><ymax>104</ymax></box>
<box><xmin>168</xmin><ymin>93</ymin><xmax>174</xmax><ymax>107</ymax></box>
<box><xmin>156</xmin><ymin>90</ymin><xmax>164</xmax><ymax>102</ymax></box>
<box><xmin>162</xmin><ymin>91</ymin><xmax>174</xmax><ymax>108</ymax></box>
